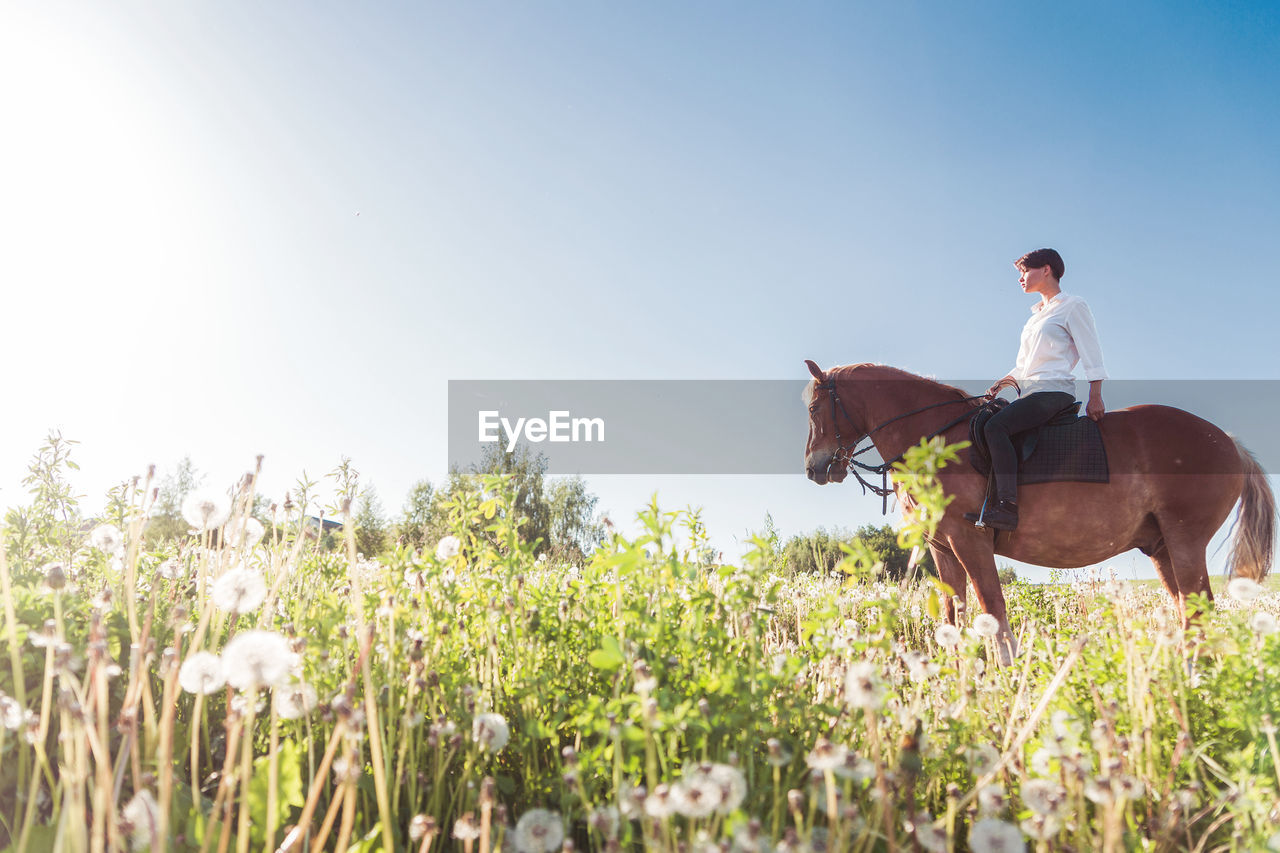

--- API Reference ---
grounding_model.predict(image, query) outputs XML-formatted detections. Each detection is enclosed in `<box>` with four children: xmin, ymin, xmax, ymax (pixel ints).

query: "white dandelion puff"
<box><xmin>670</xmin><ymin>773</ymin><xmax>720</xmax><ymax>819</ymax></box>
<box><xmin>973</xmin><ymin>614</ymin><xmax>1001</xmax><ymax>638</ymax></box>
<box><xmin>182</xmin><ymin>493</ymin><xmax>231</xmax><ymax>532</ymax></box>
<box><xmin>1227</xmin><ymin>577</ymin><xmax>1264</xmax><ymax>601</ymax></box>
<box><xmin>224</xmin><ymin>516</ymin><xmax>265</xmax><ymax>549</ymax></box>
<box><xmin>805</xmin><ymin>738</ymin><xmax>849</xmax><ymax>771</ymax></box>
<box><xmin>89</xmin><ymin>524</ymin><xmax>125</xmax><ymax>556</ymax></box>
<box><xmin>509</xmin><ymin>809</ymin><xmax>565</xmax><ymax>845</ymax></box>
<box><xmin>273</xmin><ymin>682</ymin><xmax>318</xmax><ymax>720</ymax></box>
<box><xmin>968</xmin><ymin>817</ymin><xmax>1025</xmax><ymax>853</ymax></box>
<box><xmin>122</xmin><ymin>790</ymin><xmax>159</xmax><ymax>851</ymax></box>
<box><xmin>1020</xmin><ymin>778</ymin><xmax>1066</xmax><ymax>816</ymax></box>
<box><xmin>977</xmin><ymin>783</ymin><xmax>1007</xmax><ymax>814</ymax></box>
<box><xmin>178</xmin><ymin>652</ymin><xmax>225</xmax><ymax>695</ymax></box>
<box><xmin>435</xmin><ymin>535</ymin><xmax>461</xmax><ymax>561</ymax></box>
<box><xmin>1251</xmin><ymin>611</ymin><xmax>1278</xmax><ymax>635</ymax></box>
<box><xmin>1020</xmin><ymin>813</ymin><xmax>1061</xmax><ymax>842</ymax></box>
<box><xmin>965</xmin><ymin>743</ymin><xmax>1000</xmax><ymax>776</ymax></box>
<box><xmin>934</xmin><ymin>623</ymin><xmax>962</xmax><ymax>649</ymax></box>
<box><xmin>915</xmin><ymin>819</ymin><xmax>949</xmax><ymax>853</ymax></box>
<box><xmin>472</xmin><ymin>712</ymin><xmax>510</xmax><ymax>753</ymax></box>
<box><xmin>644</xmin><ymin>784</ymin><xmax>675</xmax><ymax>819</ymax></box>
<box><xmin>844</xmin><ymin>660</ymin><xmax>886</xmax><ymax>710</ymax></box>
<box><xmin>452</xmin><ymin>814</ymin><xmax>481</xmax><ymax>841</ymax></box>
<box><xmin>220</xmin><ymin>630</ymin><xmax>293</xmax><ymax>690</ymax></box>
<box><xmin>211</xmin><ymin>567</ymin><xmax>267</xmax><ymax>615</ymax></box>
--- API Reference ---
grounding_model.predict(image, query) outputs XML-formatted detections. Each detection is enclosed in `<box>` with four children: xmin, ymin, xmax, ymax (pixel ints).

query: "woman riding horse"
<box><xmin>965</xmin><ymin>248</ymin><xmax>1108</xmax><ymax>531</ymax></box>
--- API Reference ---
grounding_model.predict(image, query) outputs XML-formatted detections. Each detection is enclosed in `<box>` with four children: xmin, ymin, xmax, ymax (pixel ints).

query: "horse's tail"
<box><xmin>1227</xmin><ymin>438</ymin><xmax>1276</xmax><ymax>581</ymax></box>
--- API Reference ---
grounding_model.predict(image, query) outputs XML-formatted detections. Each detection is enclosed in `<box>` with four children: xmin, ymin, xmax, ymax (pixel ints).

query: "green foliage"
<box><xmin>353</xmin><ymin>487</ymin><xmax>390</xmax><ymax>557</ymax></box>
<box><xmin>396</xmin><ymin>479</ymin><xmax>435</xmax><ymax>552</ymax></box>
<box><xmin>781</xmin><ymin>523</ymin><xmax>934</xmax><ymax>580</ymax></box>
<box><xmin>145</xmin><ymin>456</ymin><xmax>203</xmax><ymax>544</ymax></box>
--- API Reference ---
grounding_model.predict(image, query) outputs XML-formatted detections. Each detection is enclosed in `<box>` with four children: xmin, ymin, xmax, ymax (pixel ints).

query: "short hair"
<box><xmin>1015</xmin><ymin>248</ymin><xmax>1065</xmax><ymax>281</ymax></box>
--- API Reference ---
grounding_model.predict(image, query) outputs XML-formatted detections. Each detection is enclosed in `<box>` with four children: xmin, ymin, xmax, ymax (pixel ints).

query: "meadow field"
<box><xmin>1</xmin><ymin>442</ymin><xmax>1278</xmax><ymax>853</ymax></box>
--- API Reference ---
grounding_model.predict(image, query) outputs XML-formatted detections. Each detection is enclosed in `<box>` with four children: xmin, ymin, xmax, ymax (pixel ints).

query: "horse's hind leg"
<box><xmin>1161</xmin><ymin>531</ymin><xmax>1214</xmax><ymax>625</ymax></box>
<box><xmin>950</xmin><ymin>543</ymin><xmax>1019</xmax><ymax>665</ymax></box>
<box><xmin>930</xmin><ymin>544</ymin><xmax>968</xmax><ymax>624</ymax></box>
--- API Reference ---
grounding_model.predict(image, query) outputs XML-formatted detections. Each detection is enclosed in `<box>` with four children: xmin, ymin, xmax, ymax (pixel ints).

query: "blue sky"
<box><xmin>1</xmin><ymin>1</ymin><xmax>1276</xmax><ymax>580</ymax></box>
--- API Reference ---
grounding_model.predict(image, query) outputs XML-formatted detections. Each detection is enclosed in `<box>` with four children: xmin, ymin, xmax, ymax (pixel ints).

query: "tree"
<box><xmin>145</xmin><ymin>456</ymin><xmax>204</xmax><ymax>544</ymax></box>
<box><xmin>474</xmin><ymin>439</ymin><xmax>550</xmax><ymax>553</ymax></box>
<box><xmin>781</xmin><ymin>524</ymin><xmax>934</xmax><ymax>580</ymax></box>
<box><xmin>397</xmin><ymin>479</ymin><xmax>436</xmax><ymax>552</ymax></box>
<box><xmin>353</xmin><ymin>487</ymin><xmax>390</xmax><ymax>558</ymax></box>
<box><xmin>545</xmin><ymin>476</ymin><xmax>605</xmax><ymax>561</ymax></box>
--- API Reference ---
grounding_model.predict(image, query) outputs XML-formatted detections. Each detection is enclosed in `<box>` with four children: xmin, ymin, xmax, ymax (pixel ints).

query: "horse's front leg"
<box><xmin>930</xmin><ymin>544</ymin><xmax>968</xmax><ymax>625</ymax></box>
<box><xmin>949</xmin><ymin>537</ymin><xmax>1020</xmax><ymax>665</ymax></box>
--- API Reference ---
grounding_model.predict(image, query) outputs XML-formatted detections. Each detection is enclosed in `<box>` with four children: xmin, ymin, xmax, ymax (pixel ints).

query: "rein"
<box><xmin>817</xmin><ymin>378</ymin><xmax>987</xmax><ymax>513</ymax></box>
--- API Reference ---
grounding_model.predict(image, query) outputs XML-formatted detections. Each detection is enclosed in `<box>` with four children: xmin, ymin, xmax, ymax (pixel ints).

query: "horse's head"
<box><xmin>803</xmin><ymin>359</ymin><xmax>853</xmax><ymax>485</ymax></box>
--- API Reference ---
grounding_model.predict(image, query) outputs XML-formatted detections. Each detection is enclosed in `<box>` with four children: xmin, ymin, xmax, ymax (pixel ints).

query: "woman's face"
<box><xmin>1018</xmin><ymin>264</ymin><xmax>1055</xmax><ymax>295</ymax></box>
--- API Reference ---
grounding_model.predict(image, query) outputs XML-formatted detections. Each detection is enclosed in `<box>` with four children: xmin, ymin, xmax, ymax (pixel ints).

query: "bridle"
<box><xmin>813</xmin><ymin>378</ymin><xmax>988</xmax><ymax>513</ymax></box>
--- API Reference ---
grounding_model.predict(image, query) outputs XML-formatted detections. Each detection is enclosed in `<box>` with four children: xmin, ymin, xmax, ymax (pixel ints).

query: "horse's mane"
<box><xmin>803</xmin><ymin>363</ymin><xmax>980</xmax><ymax>407</ymax></box>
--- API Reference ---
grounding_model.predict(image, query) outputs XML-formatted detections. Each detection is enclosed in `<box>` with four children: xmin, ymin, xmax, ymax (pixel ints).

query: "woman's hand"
<box><xmin>1086</xmin><ymin>396</ymin><xmax>1105</xmax><ymax>421</ymax></box>
<box><xmin>986</xmin><ymin>375</ymin><xmax>1019</xmax><ymax>399</ymax></box>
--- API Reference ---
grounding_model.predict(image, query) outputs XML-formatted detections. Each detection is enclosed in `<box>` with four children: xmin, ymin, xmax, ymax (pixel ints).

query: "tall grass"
<box><xmin>0</xmin><ymin>439</ymin><xmax>1278</xmax><ymax>852</ymax></box>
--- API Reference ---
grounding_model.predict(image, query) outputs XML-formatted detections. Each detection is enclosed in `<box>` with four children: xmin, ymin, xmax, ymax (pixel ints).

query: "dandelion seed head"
<box><xmin>211</xmin><ymin>567</ymin><xmax>267</xmax><ymax>615</ymax></box>
<box><xmin>1020</xmin><ymin>813</ymin><xmax>1061</xmax><ymax>842</ymax></box>
<box><xmin>977</xmin><ymin>783</ymin><xmax>1007</xmax><ymax>814</ymax></box>
<box><xmin>472</xmin><ymin>712</ymin><xmax>510</xmax><ymax>753</ymax></box>
<box><xmin>220</xmin><ymin>630</ymin><xmax>293</xmax><ymax>690</ymax></box>
<box><xmin>1251</xmin><ymin>611</ymin><xmax>1278</xmax><ymax>635</ymax></box>
<box><xmin>511</xmin><ymin>808</ymin><xmax>564</xmax><ymax>853</ymax></box>
<box><xmin>182</xmin><ymin>492</ymin><xmax>231</xmax><ymax>532</ymax></box>
<box><xmin>1228</xmin><ymin>577</ymin><xmax>1264</xmax><ymax>601</ymax></box>
<box><xmin>1020</xmin><ymin>778</ymin><xmax>1066</xmax><ymax>816</ymax></box>
<box><xmin>0</xmin><ymin>695</ymin><xmax>23</xmax><ymax>730</ymax></box>
<box><xmin>89</xmin><ymin>524</ymin><xmax>124</xmax><ymax>556</ymax></box>
<box><xmin>273</xmin><ymin>682</ymin><xmax>318</xmax><ymax>720</ymax></box>
<box><xmin>178</xmin><ymin>652</ymin><xmax>224</xmax><ymax>695</ymax></box>
<box><xmin>224</xmin><ymin>516</ymin><xmax>265</xmax><ymax>549</ymax></box>
<box><xmin>915</xmin><ymin>820</ymin><xmax>949</xmax><ymax>853</ymax></box>
<box><xmin>973</xmin><ymin>614</ymin><xmax>1001</xmax><ymax>638</ymax></box>
<box><xmin>844</xmin><ymin>660</ymin><xmax>886</xmax><ymax>710</ymax></box>
<box><xmin>644</xmin><ymin>784</ymin><xmax>674</xmax><ymax>819</ymax></box>
<box><xmin>934</xmin><ymin>623</ymin><xmax>962</xmax><ymax>649</ymax></box>
<box><xmin>452</xmin><ymin>813</ymin><xmax>481</xmax><ymax>841</ymax></box>
<box><xmin>122</xmin><ymin>790</ymin><xmax>159</xmax><ymax>850</ymax></box>
<box><xmin>968</xmin><ymin>817</ymin><xmax>1025</xmax><ymax>853</ymax></box>
<box><xmin>805</xmin><ymin>738</ymin><xmax>849</xmax><ymax>771</ymax></box>
<box><xmin>435</xmin><ymin>535</ymin><xmax>461</xmax><ymax>561</ymax></box>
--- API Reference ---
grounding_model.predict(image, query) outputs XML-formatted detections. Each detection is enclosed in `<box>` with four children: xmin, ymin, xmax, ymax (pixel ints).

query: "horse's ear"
<box><xmin>804</xmin><ymin>359</ymin><xmax>825</xmax><ymax>382</ymax></box>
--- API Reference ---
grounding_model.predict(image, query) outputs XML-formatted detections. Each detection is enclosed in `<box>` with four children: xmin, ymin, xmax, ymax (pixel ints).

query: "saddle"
<box><xmin>967</xmin><ymin>398</ymin><xmax>1109</xmax><ymax>484</ymax></box>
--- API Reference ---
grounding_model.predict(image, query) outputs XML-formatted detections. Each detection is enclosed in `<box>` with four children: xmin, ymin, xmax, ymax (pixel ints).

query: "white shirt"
<box><xmin>1008</xmin><ymin>292</ymin><xmax>1107</xmax><ymax>396</ymax></box>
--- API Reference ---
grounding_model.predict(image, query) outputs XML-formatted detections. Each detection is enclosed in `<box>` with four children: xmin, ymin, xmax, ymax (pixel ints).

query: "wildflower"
<box><xmin>977</xmin><ymin>783</ymin><xmax>1007</xmax><ymax>814</ymax></box>
<box><xmin>1227</xmin><ymin>577</ymin><xmax>1264</xmax><ymax>601</ymax></box>
<box><xmin>224</xmin><ymin>516</ymin><xmax>265</xmax><ymax>549</ymax></box>
<box><xmin>178</xmin><ymin>652</ymin><xmax>225</xmax><ymax>695</ymax></box>
<box><xmin>644</xmin><ymin>784</ymin><xmax>675</xmax><ymax>819</ymax></box>
<box><xmin>211</xmin><ymin>567</ymin><xmax>267</xmax><ymax>615</ymax></box>
<box><xmin>1</xmin><ymin>695</ymin><xmax>23</xmax><ymax>730</ymax></box>
<box><xmin>587</xmin><ymin>805</ymin><xmax>620</xmax><ymax>840</ymax></box>
<box><xmin>903</xmin><ymin>650</ymin><xmax>939</xmax><ymax>682</ymax></box>
<box><xmin>122</xmin><ymin>790</ymin><xmax>159</xmax><ymax>850</ymax></box>
<box><xmin>30</xmin><ymin>619</ymin><xmax>58</xmax><ymax>649</ymax></box>
<box><xmin>472</xmin><ymin>712</ymin><xmax>510</xmax><ymax>753</ymax></box>
<box><xmin>765</xmin><ymin>738</ymin><xmax>793</xmax><ymax>767</ymax></box>
<box><xmin>805</xmin><ymin>738</ymin><xmax>849</xmax><ymax>771</ymax></box>
<box><xmin>914</xmin><ymin>818</ymin><xmax>949</xmax><ymax>853</ymax></box>
<box><xmin>1252</xmin><ymin>611</ymin><xmax>1279</xmax><ymax>635</ymax></box>
<box><xmin>409</xmin><ymin>815</ymin><xmax>437</xmax><ymax>842</ymax></box>
<box><xmin>1020</xmin><ymin>814</ymin><xmax>1061</xmax><ymax>841</ymax></box>
<box><xmin>845</xmin><ymin>660</ymin><xmax>886</xmax><ymax>710</ymax></box>
<box><xmin>934</xmin><ymin>623</ymin><xmax>962</xmax><ymax>649</ymax></box>
<box><xmin>733</xmin><ymin>820</ymin><xmax>769</xmax><ymax>853</ymax></box>
<box><xmin>452</xmin><ymin>813</ymin><xmax>481</xmax><ymax>841</ymax></box>
<box><xmin>182</xmin><ymin>492</ymin><xmax>231</xmax><ymax>532</ymax></box>
<box><xmin>1020</xmin><ymin>778</ymin><xmax>1066</xmax><ymax>816</ymax></box>
<box><xmin>157</xmin><ymin>559</ymin><xmax>184</xmax><ymax>581</ymax></box>
<box><xmin>89</xmin><ymin>524</ymin><xmax>125</xmax><ymax>556</ymax></box>
<box><xmin>41</xmin><ymin>562</ymin><xmax>68</xmax><ymax>591</ymax></box>
<box><xmin>671</xmin><ymin>771</ymin><xmax>720</xmax><ymax>819</ymax></box>
<box><xmin>973</xmin><ymin>614</ymin><xmax>1001</xmax><ymax>638</ymax></box>
<box><xmin>221</xmin><ymin>630</ymin><xmax>293</xmax><ymax>690</ymax></box>
<box><xmin>968</xmin><ymin>817</ymin><xmax>1025</xmax><ymax>853</ymax></box>
<box><xmin>511</xmin><ymin>809</ymin><xmax>563</xmax><ymax>852</ymax></box>
<box><xmin>273</xmin><ymin>682</ymin><xmax>318</xmax><ymax>720</ymax></box>
<box><xmin>966</xmin><ymin>743</ymin><xmax>1000</xmax><ymax>777</ymax></box>
<box><xmin>436</xmin><ymin>535</ymin><xmax>462</xmax><ymax>561</ymax></box>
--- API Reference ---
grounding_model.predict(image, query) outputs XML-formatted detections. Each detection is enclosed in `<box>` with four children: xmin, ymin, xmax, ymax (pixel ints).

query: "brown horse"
<box><xmin>802</xmin><ymin>361</ymin><xmax>1276</xmax><ymax>662</ymax></box>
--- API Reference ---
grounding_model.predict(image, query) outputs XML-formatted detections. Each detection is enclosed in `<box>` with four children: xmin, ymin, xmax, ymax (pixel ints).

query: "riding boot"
<box><xmin>964</xmin><ymin>499</ymin><xmax>1018</xmax><ymax>530</ymax></box>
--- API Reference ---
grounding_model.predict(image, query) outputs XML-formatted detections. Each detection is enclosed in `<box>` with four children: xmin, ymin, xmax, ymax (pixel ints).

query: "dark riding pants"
<box><xmin>983</xmin><ymin>391</ymin><xmax>1077</xmax><ymax>503</ymax></box>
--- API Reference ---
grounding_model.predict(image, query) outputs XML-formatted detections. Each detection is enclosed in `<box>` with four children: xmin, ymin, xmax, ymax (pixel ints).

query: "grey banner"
<box><xmin>448</xmin><ymin>380</ymin><xmax>1280</xmax><ymax>475</ymax></box>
